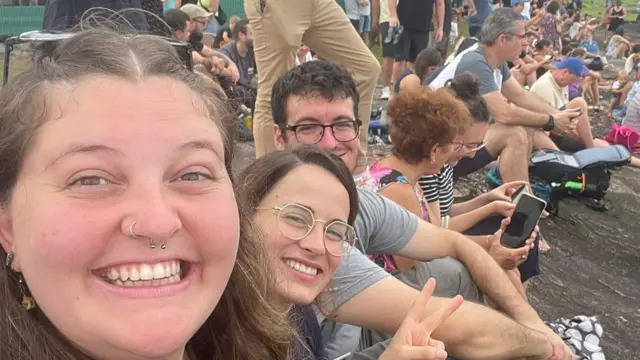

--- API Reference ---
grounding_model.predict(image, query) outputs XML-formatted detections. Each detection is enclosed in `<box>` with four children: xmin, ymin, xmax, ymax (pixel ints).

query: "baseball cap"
<box><xmin>511</xmin><ymin>0</ymin><xmax>525</xmax><ymax>6</ymax></box>
<box><xmin>552</xmin><ymin>57</ymin><xmax>586</xmax><ymax>77</ymax></box>
<box><xmin>180</xmin><ymin>4</ymin><xmax>213</xmax><ymax>20</ymax></box>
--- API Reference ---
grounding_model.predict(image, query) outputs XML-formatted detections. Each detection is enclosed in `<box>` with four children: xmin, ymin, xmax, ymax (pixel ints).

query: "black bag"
<box><xmin>584</xmin><ymin>56</ymin><xmax>604</xmax><ymax>71</ymax></box>
<box><xmin>529</xmin><ymin>145</ymin><xmax>630</xmax><ymax>215</ymax></box>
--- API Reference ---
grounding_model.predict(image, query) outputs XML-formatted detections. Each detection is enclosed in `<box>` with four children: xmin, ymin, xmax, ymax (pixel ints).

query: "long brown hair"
<box><xmin>236</xmin><ymin>146</ymin><xmax>359</xmax><ymax>317</ymax></box>
<box><xmin>0</xmin><ymin>29</ymin><xmax>292</xmax><ymax>360</ymax></box>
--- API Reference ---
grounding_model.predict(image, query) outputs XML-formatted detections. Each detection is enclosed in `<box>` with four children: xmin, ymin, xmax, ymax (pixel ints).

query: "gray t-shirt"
<box><xmin>218</xmin><ymin>41</ymin><xmax>256</xmax><ymax>88</ymax></box>
<box><xmin>330</xmin><ymin>189</ymin><xmax>418</xmax><ymax>309</ymax></box>
<box><xmin>320</xmin><ymin>189</ymin><xmax>419</xmax><ymax>359</ymax></box>
<box><xmin>428</xmin><ymin>45</ymin><xmax>511</xmax><ymax>94</ymax></box>
<box><xmin>456</xmin><ymin>47</ymin><xmax>511</xmax><ymax>94</ymax></box>
<box><xmin>345</xmin><ymin>0</ymin><xmax>361</xmax><ymax>20</ymax></box>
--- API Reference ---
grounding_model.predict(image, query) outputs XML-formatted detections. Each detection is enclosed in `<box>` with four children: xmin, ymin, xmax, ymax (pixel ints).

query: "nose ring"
<box><xmin>129</xmin><ymin>222</ymin><xmax>167</xmax><ymax>250</ymax></box>
<box><xmin>129</xmin><ymin>222</ymin><xmax>142</xmax><ymax>239</ymax></box>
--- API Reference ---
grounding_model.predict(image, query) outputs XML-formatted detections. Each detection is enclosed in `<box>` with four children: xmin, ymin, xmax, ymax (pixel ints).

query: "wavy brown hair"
<box><xmin>0</xmin><ymin>29</ymin><xmax>293</xmax><ymax>360</ymax></box>
<box><xmin>236</xmin><ymin>146</ymin><xmax>359</xmax><ymax>320</ymax></box>
<box><xmin>386</xmin><ymin>87</ymin><xmax>471</xmax><ymax>165</ymax></box>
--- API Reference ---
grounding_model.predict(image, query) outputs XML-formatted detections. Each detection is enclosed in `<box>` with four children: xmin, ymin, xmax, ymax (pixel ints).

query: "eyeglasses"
<box><xmin>258</xmin><ymin>203</ymin><xmax>356</xmax><ymax>256</ymax></box>
<box><xmin>193</xmin><ymin>19</ymin><xmax>208</xmax><ymax>26</ymax></box>
<box><xmin>452</xmin><ymin>141</ymin><xmax>486</xmax><ymax>152</ymax></box>
<box><xmin>285</xmin><ymin>120</ymin><xmax>362</xmax><ymax>145</ymax></box>
<box><xmin>504</xmin><ymin>32</ymin><xmax>527</xmax><ymax>40</ymax></box>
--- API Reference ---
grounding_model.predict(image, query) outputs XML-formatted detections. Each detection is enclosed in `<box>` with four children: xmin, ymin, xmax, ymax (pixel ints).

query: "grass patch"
<box><xmin>580</xmin><ymin>1</ymin><xmax>638</xmax><ymax>21</ymax></box>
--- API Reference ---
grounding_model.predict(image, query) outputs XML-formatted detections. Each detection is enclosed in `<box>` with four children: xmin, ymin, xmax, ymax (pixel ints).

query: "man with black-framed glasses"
<box><xmin>270</xmin><ymin>60</ymin><xmax>574</xmax><ymax>360</ymax></box>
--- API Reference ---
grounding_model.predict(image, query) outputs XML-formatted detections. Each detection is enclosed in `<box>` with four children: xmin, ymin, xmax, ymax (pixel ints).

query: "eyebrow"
<box><xmin>293</xmin><ymin>202</ymin><xmax>315</xmax><ymax>215</ymax></box>
<box><xmin>46</xmin><ymin>140</ymin><xmax>223</xmax><ymax>170</ymax></box>
<box><xmin>46</xmin><ymin>144</ymin><xmax>122</xmax><ymax>170</ymax></box>
<box><xmin>293</xmin><ymin>115</ymin><xmax>356</xmax><ymax>124</ymax></box>
<box><xmin>292</xmin><ymin>202</ymin><xmax>349</xmax><ymax>223</ymax></box>
<box><xmin>178</xmin><ymin>139</ymin><xmax>223</xmax><ymax>158</ymax></box>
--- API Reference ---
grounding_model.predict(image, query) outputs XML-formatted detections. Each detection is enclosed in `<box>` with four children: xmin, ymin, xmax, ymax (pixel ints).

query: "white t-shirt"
<box><xmin>522</xmin><ymin>1</ymin><xmax>532</xmax><ymax>19</ymax></box>
<box><xmin>359</xmin><ymin>0</ymin><xmax>371</xmax><ymax>16</ymax></box>
<box><xmin>530</xmin><ymin>71</ymin><xmax>569</xmax><ymax>109</ymax></box>
<box><xmin>625</xmin><ymin>56</ymin><xmax>636</xmax><ymax>74</ymax></box>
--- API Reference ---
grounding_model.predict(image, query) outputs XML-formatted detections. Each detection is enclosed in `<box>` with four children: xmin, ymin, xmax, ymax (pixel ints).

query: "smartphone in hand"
<box><xmin>510</xmin><ymin>184</ymin><xmax>529</xmax><ymax>203</ymax></box>
<box><xmin>501</xmin><ymin>193</ymin><xmax>546</xmax><ymax>248</ymax></box>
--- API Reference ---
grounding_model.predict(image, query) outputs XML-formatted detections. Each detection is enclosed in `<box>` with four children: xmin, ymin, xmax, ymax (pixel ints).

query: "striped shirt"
<box><xmin>419</xmin><ymin>165</ymin><xmax>454</xmax><ymax>217</ymax></box>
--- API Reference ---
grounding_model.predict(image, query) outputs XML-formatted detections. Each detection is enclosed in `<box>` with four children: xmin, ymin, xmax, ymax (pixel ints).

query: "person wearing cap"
<box><xmin>180</xmin><ymin>3</ymin><xmax>240</xmax><ymax>84</ymax></box>
<box><xmin>244</xmin><ymin>0</ymin><xmax>381</xmax><ymax>165</ymax></box>
<box><xmin>511</xmin><ymin>0</ymin><xmax>526</xmax><ymax>16</ymax></box>
<box><xmin>426</xmin><ymin>8</ymin><xmax>579</xmax><ymax>186</ymax></box>
<box><xmin>530</xmin><ymin>57</ymin><xmax>610</xmax><ymax>151</ymax></box>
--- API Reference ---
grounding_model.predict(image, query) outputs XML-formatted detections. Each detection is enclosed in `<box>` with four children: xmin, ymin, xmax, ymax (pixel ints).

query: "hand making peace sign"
<box><xmin>379</xmin><ymin>279</ymin><xmax>464</xmax><ymax>360</ymax></box>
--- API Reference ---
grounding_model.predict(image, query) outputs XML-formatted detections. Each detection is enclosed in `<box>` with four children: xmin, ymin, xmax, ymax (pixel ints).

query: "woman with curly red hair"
<box><xmin>356</xmin><ymin>85</ymin><xmax>471</xmax><ymax>271</ymax></box>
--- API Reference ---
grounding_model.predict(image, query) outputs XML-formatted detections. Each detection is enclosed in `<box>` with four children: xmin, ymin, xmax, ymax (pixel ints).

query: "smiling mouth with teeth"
<box><xmin>285</xmin><ymin>259</ymin><xmax>321</xmax><ymax>277</ymax></box>
<box><xmin>100</xmin><ymin>260</ymin><xmax>187</xmax><ymax>287</ymax></box>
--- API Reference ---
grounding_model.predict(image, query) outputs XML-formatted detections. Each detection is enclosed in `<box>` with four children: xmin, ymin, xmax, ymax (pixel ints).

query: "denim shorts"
<box><xmin>359</xmin><ymin>14</ymin><xmax>371</xmax><ymax>33</ymax></box>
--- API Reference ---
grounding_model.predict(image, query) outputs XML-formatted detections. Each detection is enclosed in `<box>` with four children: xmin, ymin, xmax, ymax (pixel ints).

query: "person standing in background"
<box><xmin>540</xmin><ymin>0</ymin><xmax>562</xmax><ymax>51</ymax></box>
<box><xmin>359</xmin><ymin>0</ymin><xmax>372</xmax><ymax>46</ymax></box>
<box><xmin>346</xmin><ymin>0</ymin><xmax>362</xmax><ymax>30</ymax></box>
<box><xmin>432</xmin><ymin>0</ymin><xmax>476</xmax><ymax>62</ymax></box>
<box><xmin>389</xmin><ymin>0</ymin><xmax>444</xmax><ymax>92</ymax></box>
<box><xmin>468</xmin><ymin>0</ymin><xmax>494</xmax><ymax>37</ymax></box>
<box><xmin>372</xmin><ymin>0</ymin><xmax>395</xmax><ymax>100</ymax></box>
<box><xmin>245</xmin><ymin>0</ymin><xmax>380</xmax><ymax>169</ymax></box>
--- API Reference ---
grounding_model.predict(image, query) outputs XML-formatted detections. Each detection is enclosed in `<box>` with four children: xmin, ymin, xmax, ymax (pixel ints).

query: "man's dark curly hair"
<box><xmin>271</xmin><ymin>60</ymin><xmax>360</xmax><ymax>135</ymax></box>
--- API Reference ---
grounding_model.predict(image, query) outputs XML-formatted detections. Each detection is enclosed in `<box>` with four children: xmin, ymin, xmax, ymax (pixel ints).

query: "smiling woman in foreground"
<box><xmin>238</xmin><ymin>146</ymin><xmax>463</xmax><ymax>360</ymax></box>
<box><xmin>0</xmin><ymin>30</ymin><xmax>291</xmax><ymax>360</ymax></box>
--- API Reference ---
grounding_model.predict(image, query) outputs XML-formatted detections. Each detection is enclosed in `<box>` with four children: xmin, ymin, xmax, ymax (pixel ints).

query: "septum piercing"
<box><xmin>129</xmin><ymin>222</ymin><xmax>166</xmax><ymax>250</ymax></box>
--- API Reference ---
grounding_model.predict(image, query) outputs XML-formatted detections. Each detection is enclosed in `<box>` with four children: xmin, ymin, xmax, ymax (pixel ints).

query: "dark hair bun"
<box><xmin>448</xmin><ymin>72</ymin><xmax>480</xmax><ymax>100</ymax></box>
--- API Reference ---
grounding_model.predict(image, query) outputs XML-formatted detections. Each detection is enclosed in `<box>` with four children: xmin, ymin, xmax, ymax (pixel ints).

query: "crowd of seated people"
<box><xmin>2</xmin><ymin>25</ymin><xmax>583</xmax><ymax>360</ymax></box>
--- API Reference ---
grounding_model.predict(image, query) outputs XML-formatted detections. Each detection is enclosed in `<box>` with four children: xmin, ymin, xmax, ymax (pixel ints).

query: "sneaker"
<box><xmin>381</xmin><ymin>86</ymin><xmax>391</xmax><ymax>100</ymax></box>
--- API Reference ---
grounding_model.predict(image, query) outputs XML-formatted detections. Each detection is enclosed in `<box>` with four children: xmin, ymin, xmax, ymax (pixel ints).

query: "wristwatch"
<box><xmin>542</xmin><ymin>114</ymin><xmax>555</xmax><ymax>131</ymax></box>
